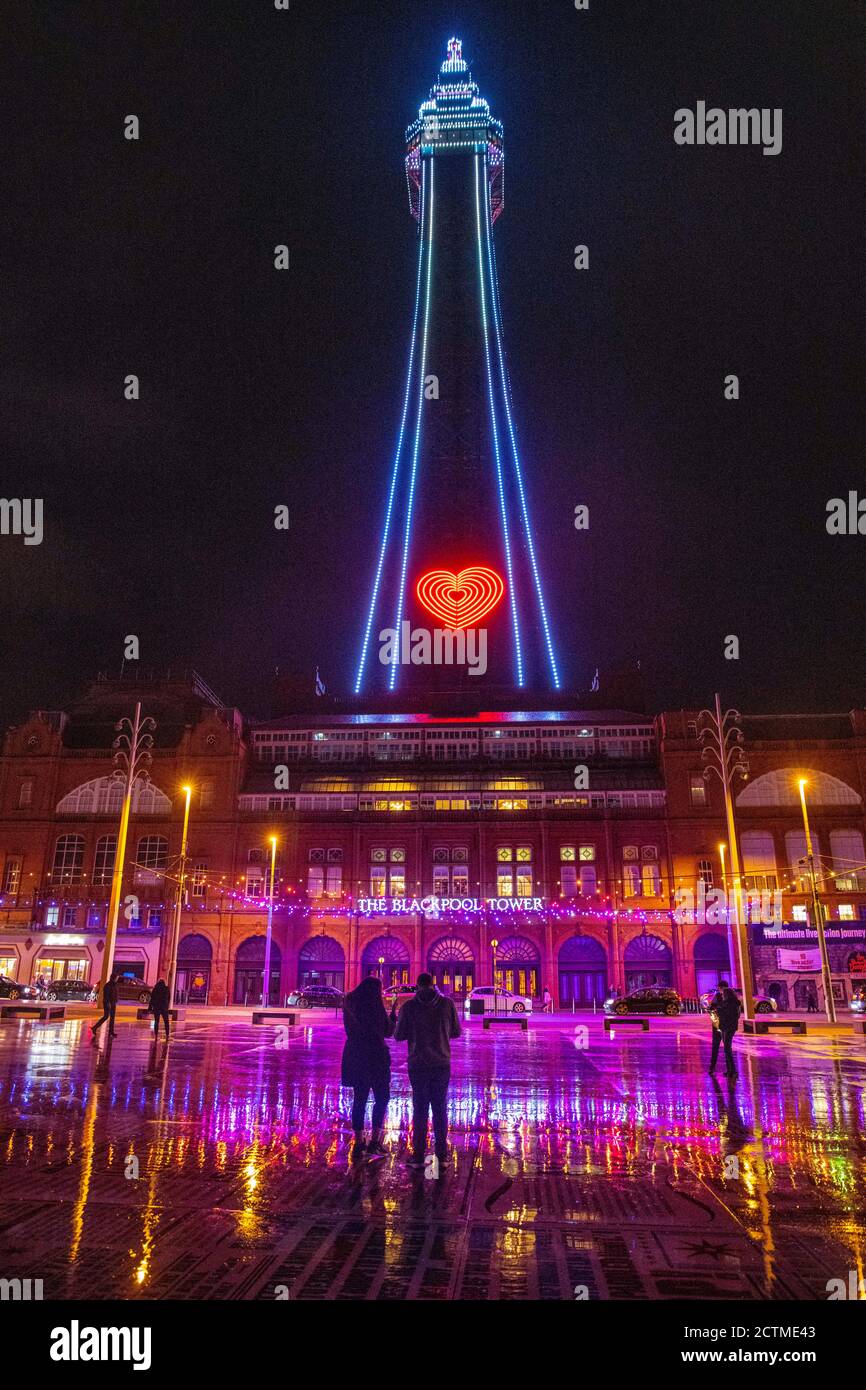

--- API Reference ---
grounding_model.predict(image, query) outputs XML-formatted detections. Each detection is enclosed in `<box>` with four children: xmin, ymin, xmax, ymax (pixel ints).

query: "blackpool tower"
<box><xmin>354</xmin><ymin>38</ymin><xmax>561</xmax><ymax>696</ymax></box>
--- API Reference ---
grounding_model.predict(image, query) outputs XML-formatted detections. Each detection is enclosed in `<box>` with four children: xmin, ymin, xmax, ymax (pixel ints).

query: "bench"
<box><xmin>1</xmin><ymin>1002</ymin><xmax>66</xmax><ymax>1021</ymax></box>
<box><xmin>483</xmin><ymin>1014</ymin><xmax>528</xmax><ymax>1031</ymax></box>
<box><xmin>604</xmin><ymin>1016</ymin><xmax>649</xmax><ymax>1032</ymax></box>
<box><xmin>743</xmin><ymin>1019</ymin><xmax>807</xmax><ymax>1035</ymax></box>
<box><xmin>135</xmin><ymin>1007</ymin><xmax>181</xmax><ymax>1021</ymax></box>
<box><xmin>251</xmin><ymin>1010</ymin><xmax>299</xmax><ymax>1027</ymax></box>
<box><xmin>851</xmin><ymin>1019</ymin><xmax>866</xmax><ymax>1035</ymax></box>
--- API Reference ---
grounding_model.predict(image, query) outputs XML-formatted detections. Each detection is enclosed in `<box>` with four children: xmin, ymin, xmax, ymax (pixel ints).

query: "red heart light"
<box><xmin>416</xmin><ymin>566</ymin><xmax>505</xmax><ymax>630</ymax></box>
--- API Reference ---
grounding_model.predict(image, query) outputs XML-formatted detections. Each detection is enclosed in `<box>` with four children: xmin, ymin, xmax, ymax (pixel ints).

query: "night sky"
<box><xmin>2</xmin><ymin>0</ymin><xmax>863</xmax><ymax>728</ymax></box>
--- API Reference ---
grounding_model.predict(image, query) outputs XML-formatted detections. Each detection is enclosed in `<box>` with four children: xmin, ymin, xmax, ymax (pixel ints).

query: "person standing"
<box><xmin>542</xmin><ymin>985</ymin><xmax>553</xmax><ymax>1013</ymax></box>
<box><xmin>341</xmin><ymin>976</ymin><xmax>396</xmax><ymax>1161</ymax></box>
<box><xmin>394</xmin><ymin>972</ymin><xmax>461</xmax><ymax>1169</ymax></box>
<box><xmin>91</xmin><ymin>972</ymin><xmax>119</xmax><ymax>1041</ymax></box>
<box><xmin>148</xmin><ymin>978</ymin><xmax>171</xmax><ymax>1039</ymax></box>
<box><xmin>708</xmin><ymin>980</ymin><xmax>742</xmax><ymax>1078</ymax></box>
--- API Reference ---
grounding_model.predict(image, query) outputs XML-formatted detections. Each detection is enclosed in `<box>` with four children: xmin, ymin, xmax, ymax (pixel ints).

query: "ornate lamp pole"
<box><xmin>698</xmin><ymin>694</ymin><xmax>755</xmax><ymax>1020</ymax></box>
<box><xmin>99</xmin><ymin>701</ymin><xmax>155</xmax><ymax>996</ymax></box>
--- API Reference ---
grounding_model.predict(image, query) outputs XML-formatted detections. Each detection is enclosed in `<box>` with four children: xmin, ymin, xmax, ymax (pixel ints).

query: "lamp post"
<box><xmin>490</xmin><ymin>937</ymin><xmax>499</xmax><ymax>1014</ymax></box>
<box><xmin>261</xmin><ymin>836</ymin><xmax>278</xmax><ymax>1009</ymax></box>
<box><xmin>798</xmin><ymin>778</ymin><xmax>836</xmax><ymax>1023</ymax></box>
<box><xmin>99</xmin><ymin>701</ymin><xmax>155</xmax><ymax>996</ymax></box>
<box><xmin>378</xmin><ymin>955</ymin><xmax>385</xmax><ymax>982</ymax></box>
<box><xmin>167</xmin><ymin>784</ymin><xmax>192</xmax><ymax>1010</ymax></box>
<box><xmin>699</xmin><ymin>695</ymin><xmax>754</xmax><ymax>1020</ymax></box>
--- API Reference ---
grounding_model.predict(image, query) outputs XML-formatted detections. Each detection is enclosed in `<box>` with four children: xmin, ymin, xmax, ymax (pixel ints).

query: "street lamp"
<box><xmin>699</xmin><ymin>694</ymin><xmax>755</xmax><ymax>1020</ymax></box>
<box><xmin>99</xmin><ymin>702</ymin><xmax>155</xmax><ymax>996</ymax></box>
<box><xmin>261</xmin><ymin>836</ymin><xmax>278</xmax><ymax>1010</ymax></box>
<box><xmin>798</xmin><ymin>778</ymin><xmax>836</xmax><ymax>1023</ymax></box>
<box><xmin>490</xmin><ymin>937</ymin><xmax>499</xmax><ymax>1014</ymax></box>
<box><xmin>378</xmin><ymin>955</ymin><xmax>385</xmax><ymax>982</ymax></box>
<box><xmin>167</xmin><ymin>784</ymin><xmax>192</xmax><ymax>1010</ymax></box>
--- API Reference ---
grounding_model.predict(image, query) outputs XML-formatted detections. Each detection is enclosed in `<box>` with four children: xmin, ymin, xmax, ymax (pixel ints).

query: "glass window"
<box><xmin>579</xmin><ymin>845</ymin><xmax>596</xmax><ymax>861</ymax></box>
<box><xmin>51</xmin><ymin>835</ymin><xmax>85</xmax><ymax>885</ymax></box>
<box><xmin>689</xmin><ymin>774</ymin><xmax>707</xmax><ymax>808</ymax></box>
<box><xmin>325</xmin><ymin>864</ymin><xmax>342</xmax><ymax>897</ymax></box>
<box><xmin>497</xmin><ymin>847</ymin><xmax>513</xmax><ymax>862</ymax></box>
<box><xmin>623</xmin><ymin>864</ymin><xmax>641</xmax><ymax>897</ymax></box>
<box><xmin>3</xmin><ymin>857</ymin><xmax>22</xmax><ymax>894</ymax></box>
<box><xmin>561</xmin><ymin>864</ymin><xmax>578</xmax><ymax>897</ymax></box>
<box><xmin>642</xmin><ymin>863</ymin><xmax>661</xmax><ymax>896</ymax></box>
<box><xmin>191</xmin><ymin>862</ymin><xmax>207</xmax><ymax>899</ymax></box>
<box><xmin>560</xmin><ymin>846</ymin><xmax>576</xmax><ymax>862</ymax></box>
<box><xmin>580</xmin><ymin>864</ymin><xmax>597</xmax><ymax>895</ymax></box>
<box><xmin>307</xmin><ymin>864</ymin><xmax>324</xmax><ymax>899</ymax></box>
<box><xmin>135</xmin><ymin>836</ymin><xmax>168</xmax><ymax>885</ymax></box>
<box><xmin>18</xmin><ymin>779</ymin><xmax>33</xmax><ymax>808</ymax></box>
<box><xmin>93</xmin><ymin>835</ymin><xmax>117</xmax><ymax>886</ymax></box>
<box><xmin>497</xmin><ymin>868</ymin><xmax>513</xmax><ymax>896</ymax></box>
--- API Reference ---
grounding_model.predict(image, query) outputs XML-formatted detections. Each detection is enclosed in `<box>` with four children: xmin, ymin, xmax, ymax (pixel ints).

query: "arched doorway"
<box><xmin>624</xmin><ymin>933</ymin><xmax>672</xmax><ymax>990</ymax></box>
<box><xmin>361</xmin><ymin>935</ymin><xmax>410</xmax><ymax>986</ymax></box>
<box><xmin>233</xmin><ymin>936</ymin><xmax>282</xmax><ymax>1007</ymax></box>
<box><xmin>558</xmin><ymin>935</ymin><xmax>607</xmax><ymax>1006</ymax></box>
<box><xmin>298</xmin><ymin>935</ymin><xmax>345</xmax><ymax>992</ymax></box>
<box><xmin>494</xmin><ymin>936</ymin><xmax>541</xmax><ymax>999</ymax></box>
<box><xmin>427</xmin><ymin>936</ymin><xmax>475</xmax><ymax>998</ymax></box>
<box><xmin>176</xmin><ymin>933</ymin><xmax>213</xmax><ymax>1004</ymax></box>
<box><xmin>693</xmin><ymin>931</ymin><xmax>731</xmax><ymax>995</ymax></box>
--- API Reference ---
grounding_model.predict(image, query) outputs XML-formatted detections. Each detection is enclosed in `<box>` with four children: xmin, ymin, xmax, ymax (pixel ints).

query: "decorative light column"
<box><xmin>798</xmin><ymin>778</ymin><xmax>836</xmax><ymax>1023</ymax></box>
<box><xmin>167</xmin><ymin>784</ymin><xmax>192</xmax><ymax>1010</ymax></box>
<box><xmin>99</xmin><ymin>702</ymin><xmax>155</xmax><ymax>996</ymax></box>
<box><xmin>261</xmin><ymin>836</ymin><xmax>278</xmax><ymax>1009</ymax></box>
<box><xmin>698</xmin><ymin>694</ymin><xmax>755</xmax><ymax>1020</ymax></box>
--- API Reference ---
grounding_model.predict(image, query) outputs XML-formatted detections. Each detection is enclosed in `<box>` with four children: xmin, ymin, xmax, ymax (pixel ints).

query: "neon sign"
<box><xmin>358</xmin><ymin>895</ymin><xmax>544</xmax><ymax>915</ymax></box>
<box><xmin>416</xmin><ymin>566</ymin><xmax>504</xmax><ymax>630</ymax></box>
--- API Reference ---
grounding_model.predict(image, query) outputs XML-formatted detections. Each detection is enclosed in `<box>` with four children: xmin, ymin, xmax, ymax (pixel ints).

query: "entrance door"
<box><xmin>497</xmin><ymin>966</ymin><xmax>538</xmax><ymax>998</ymax></box>
<box><xmin>429</xmin><ymin>964</ymin><xmax>474</xmax><ymax>997</ymax></box>
<box><xmin>176</xmin><ymin>967</ymin><xmax>210</xmax><ymax>1004</ymax></box>
<box><xmin>559</xmin><ymin>969</ymin><xmax>606</xmax><ymax>1005</ymax></box>
<box><xmin>234</xmin><ymin>967</ymin><xmax>280</xmax><ymax>1006</ymax></box>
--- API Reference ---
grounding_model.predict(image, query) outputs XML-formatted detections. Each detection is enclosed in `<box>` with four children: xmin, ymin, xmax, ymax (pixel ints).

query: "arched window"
<box><xmin>427</xmin><ymin>936</ymin><xmax>475</xmax><ymax>997</ymax></box>
<box><xmin>93</xmin><ymin>835</ymin><xmax>117</xmax><ymax>885</ymax></box>
<box><xmin>623</xmin><ymin>933</ymin><xmax>672</xmax><ymax>989</ymax></box>
<box><xmin>298</xmin><ymin>935</ymin><xmax>345</xmax><ymax>991</ymax></box>
<box><xmin>737</xmin><ymin>768</ymin><xmax>860</xmax><ymax>807</ymax></box>
<box><xmin>135</xmin><ymin>835</ymin><xmax>168</xmax><ymax>884</ymax></box>
<box><xmin>830</xmin><ymin>830</ymin><xmax>866</xmax><ymax>891</ymax></box>
<box><xmin>693</xmin><ymin>931</ymin><xmax>731</xmax><ymax>995</ymax></box>
<box><xmin>494</xmin><ymin>937</ymin><xmax>540</xmax><ymax>998</ymax></box>
<box><xmin>558</xmin><ymin>934</ymin><xmax>607</xmax><ymax>1006</ymax></box>
<box><xmin>740</xmin><ymin>831</ymin><xmax>777</xmax><ymax>891</ymax></box>
<box><xmin>361</xmin><ymin>935</ymin><xmax>410</xmax><ymax>986</ymax></box>
<box><xmin>56</xmin><ymin>776</ymin><xmax>172</xmax><ymax>816</ymax></box>
<box><xmin>50</xmin><ymin>834</ymin><xmax>85</xmax><ymax>884</ymax></box>
<box><xmin>233</xmin><ymin>937</ymin><xmax>282</xmax><ymax>1007</ymax></box>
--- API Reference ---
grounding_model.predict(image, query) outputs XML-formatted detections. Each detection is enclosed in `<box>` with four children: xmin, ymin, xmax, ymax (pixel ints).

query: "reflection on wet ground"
<box><xmin>0</xmin><ymin>1012</ymin><xmax>864</xmax><ymax>1299</ymax></box>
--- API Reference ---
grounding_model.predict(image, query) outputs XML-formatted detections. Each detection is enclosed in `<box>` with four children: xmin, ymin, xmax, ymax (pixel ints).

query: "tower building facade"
<box><xmin>355</xmin><ymin>39</ymin><xmax>560</xmax><ymax>696</ymax></box>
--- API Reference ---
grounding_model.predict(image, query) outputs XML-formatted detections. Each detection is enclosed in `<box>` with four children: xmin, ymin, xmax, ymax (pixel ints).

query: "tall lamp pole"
<box><xmin>699</xmin><ymin>694</ymin><xmax>755</xmax><ymax>1020</ymax></box>
<box><xmin>261</xmin><ymin>836</ymin><xmax>278</xmax><ymax>1009</ymax></box>
<box><xmin>798</xmin><ymin>778</ymin><xmax>836</xmax><ymax>1023</ymax></box>
<box><xmin>167</xmin><ymin>784</ymin><xmax>192</xmax><ymax>1009</ymax></box>
<box><xmin>490</xmin><ymin>937</ymin><xmax>499</xmax><ymax>1015</ymax></box>
<box><xmin>99</xmin><ymin>701</ymin><xmax>155</xmax><ymax>996</ymax></box>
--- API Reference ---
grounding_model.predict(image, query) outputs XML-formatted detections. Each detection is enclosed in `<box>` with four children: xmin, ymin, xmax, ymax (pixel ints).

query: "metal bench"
<box><xmin>1</xmin><ymin>1002</ymin><xmax>66</xmax><ymax>1021</ymax></box>
<box><xmin>743</xmin><ymin>1019</ymin><xmax>807</xmax><ymax>1035</ymax></box>
<box><xmin>604</xmin><ymin>1015</ymin><xmax>649</xmax><ymax>1032</ymax></box>
<box><xmin>851</xmin><ymin>1019</ymin><xmax>866</xmax><ymax>1035</ymax></box>
<box><xmin>251</xmin><ymin>1010</ymin><xmax>299</xmax><ymax>1027</ymax></box>
<box><xmin>135</xmin><ymin>1007</ymin><xmax>181</xmax><ymax>1021</ymax></box>
<box><xmin>482</xmin><ymin>1014</ymin><xmax>528</xmax><ymax>1031</ymax></box>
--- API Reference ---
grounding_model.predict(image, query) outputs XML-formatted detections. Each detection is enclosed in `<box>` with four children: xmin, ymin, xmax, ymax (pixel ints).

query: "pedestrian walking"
<box><xmin>394</xmin><ymin>972</ymin><xmax>461</xmax><ymax>1169</ymax></box>
<box><xmin>91</xmin><ymin>973</ymin><xmax>119</xmax><ymax>1041</ymax></box>
<box><xmin>148</xmin><ymin>978</ymin><xmax>171</xmax><ymax>1039</ymax></box>
<box><xmin>341</xmin><ymin>975</ymin><xmax>396</xmax><ymax>1162</ymax></box>
<box><xmin>542</xmin><ymin>985</ymin><xmax>553</xmax><ymax>1013</ymax></box>
<box><xmin>708</xmin><ymin>979</ymin><xmax>742</xmax><ymax>1078</ymax></box>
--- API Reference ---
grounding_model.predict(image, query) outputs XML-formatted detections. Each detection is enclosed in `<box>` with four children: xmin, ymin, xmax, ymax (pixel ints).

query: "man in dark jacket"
<box><xmin>394</xmin><ymin>973</ymin><xmax>461</xmax><ymax>1168</ymax></box>
<box><xmin>91</xmin><ymin>973</ymin><xmax>119</xmax><ymax>1041</ymax></box>
<box><xmin>148</xmin><ymin>979</ymin><xmax>171</xmax><ymax>1039</ymax></box>
<box><xmin>709</xmin><ymin>980</ymin><xmax>742</xmax><ymax>1078</ymax></box>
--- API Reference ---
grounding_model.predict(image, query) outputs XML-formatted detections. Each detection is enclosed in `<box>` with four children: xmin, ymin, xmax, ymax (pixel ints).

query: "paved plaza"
<box><xmin>0</xmin><ymin>1008</ymin><xmax>864</xmax><ymax>1301</ymax></box>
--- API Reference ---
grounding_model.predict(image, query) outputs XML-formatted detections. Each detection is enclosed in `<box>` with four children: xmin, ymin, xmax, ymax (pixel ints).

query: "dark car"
<box><xmin>286</xmin><ymin>984</ymin><xmax>345</xmax><ymax>1010</ymax></box>
<box><xmin>699</xmin><ymin>987</ymin><xmax>777</xmax><ymax>1015</ymax></box>
<box><xmin>114</xmin><ymin>975</ymin><xmax>152</xmax><ymax>1005</ymax></box>
<box><xmin>43</xmin><ymin>978</ymin><xmax>97</xmax><ymax>1003</ymax></box>
<box><xmin>383</xmin><ymin>982</ymin><xmax>417</xmax><ymax>1012</ymax></box>
<box><xmin>0</xmin><ymin>974</ymin><xmax>38</xmax><ymax>1001</ymax></box>
<box><xmin>604</xmin><ymin>986</ymin><xmax>682</xmax><ymax>1017</ymax></box>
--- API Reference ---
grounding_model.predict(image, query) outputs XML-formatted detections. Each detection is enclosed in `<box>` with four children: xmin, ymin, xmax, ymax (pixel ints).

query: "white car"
<box><xmin>464</xmin><ymin>986</ymin><xmax>533</xmax><ymax>1017</ymax></box>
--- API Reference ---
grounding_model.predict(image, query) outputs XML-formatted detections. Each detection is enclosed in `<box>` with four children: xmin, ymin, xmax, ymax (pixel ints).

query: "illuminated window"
<box><xmin>697</xmin><ymin>858</ymin><xmax>714</xmax><ymax>890</ymax></box>
<box><xmin>93</xmin><ymin>835</ymin><xmax>117</xmax><ymax>886</ymax></box>
<box><xmin>307</xmin><ymin>864</ymin><xmax>324</xmax><ymax>899</ymax></box>
<box><xmin>838</xmin><ymin>903</ymin><xmax>855</xmax><ymax>920</ymax></box>
<box><xmin>560</xmin><ymin>846</ymin><xmax>576</xmax><ymax>862</ymax></box>
<box><xmin>51</xmin><ymin>835</ymin><xmax>85</xmax><ymax>885</ymax></box>
<box><xmin>62</xmin><ymin>905</ymin><xmax>76</xmax><ymax>928</ymax></box>
<box><xmin>191</xmin><ymin>862</ymin><xmax>207</xmax><ymax>899</ymax></box>
<box><xmin>689</xmin><ymin>774</ymin><xmax>708</xmax><ymax>808</ymax></box>
<box><xmin>198</xmin><ymin>779</ymin><xmax>215</xmax><ymax>810</ymax></box>
<box><xmin>642</xmin><ymin>863</ymin><xmax>661</xmax><ymax>896</ymax></box>
<box><xmin>516</xmin><ymin>847</ymin><xmax>532</xmax><ymax>863</ymax></box>
<box><xmin>623</xmin><ymin>864</ymin><xmax>641</xmax><ymax>897</ymax></box>
<box><xmin>579</xmin><ymin>845</ymin><xmax>596</xmax><ymax>862</ymax></box>
<box><xmin>3</xmin><ymin>857</ymin><xmax>22</xmax><ymax>894</ymax></box>
<box><xmin>497</xmin><ymin>847</ymin><xmax>513</xmax><ymax>862</ymax></box>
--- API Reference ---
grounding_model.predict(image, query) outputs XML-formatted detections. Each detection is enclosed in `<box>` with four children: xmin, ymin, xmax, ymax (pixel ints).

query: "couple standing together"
<box><xmin>341</xmin><ymin>973</ymin><xmax>461</xmax><ymax>1167</ymax></box>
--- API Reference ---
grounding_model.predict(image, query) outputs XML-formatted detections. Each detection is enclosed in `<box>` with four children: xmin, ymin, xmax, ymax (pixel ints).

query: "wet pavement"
<box><xmin>0</xmin><ymin>1009</ymin><xmax>864</xmax><ymax>1300</ymax></box>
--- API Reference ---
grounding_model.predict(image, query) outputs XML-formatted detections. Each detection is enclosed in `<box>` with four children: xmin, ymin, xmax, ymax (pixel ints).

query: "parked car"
<box><xmin>463</xmin><ymin>985</ymin><xmax>533</xmax><ymax>1017</ymax></box>
<box><xmin>0</xmin><ymin>974</ymin><xmax>38</xmax><ymax>1001</ymax></box>
<box><xmin>286</xmin><ymin>984</ymin><xmax>345</xmax><ymax>1009</ymax></box>
<box><xmin>699</xmin><ymin>987</ymin><xmax>777</xmax><ymax>1015</ymax></box>
<box><xmin>43</xmin><ymin>978</ymin><xmax>97</xmax><ymax>1003</ymax></box>
<box><xmin>114</xmin><ymin>975</ymin><xmax>153</xmax><ymax>1005</ymax></box>
<box><xmin>604</xmin><ymin>987</ymin><xmax>682</xmax><ymax>1017</ymax></box>
<box><xmin>383</xmin><ymin>982</ymin><xmax>417</xmax><ymax>1011</ymax></box>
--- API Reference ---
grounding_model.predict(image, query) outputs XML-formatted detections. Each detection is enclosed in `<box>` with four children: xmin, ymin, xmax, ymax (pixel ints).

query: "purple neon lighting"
<box><xmin>474</xmin><ymin>153</ymin><xmax>524</xmax><ymax>688</ymax></box>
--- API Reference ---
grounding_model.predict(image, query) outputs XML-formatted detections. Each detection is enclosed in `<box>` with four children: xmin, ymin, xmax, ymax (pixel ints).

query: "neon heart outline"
<box><xmin>415</xmin><ymin>566</ymin><xmax>505</xmax><ymax>630</ymax></box>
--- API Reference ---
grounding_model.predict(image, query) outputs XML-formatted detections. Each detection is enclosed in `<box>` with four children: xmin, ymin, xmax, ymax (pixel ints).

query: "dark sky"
<box><xmin>2</xmin><ymin>0</ymin><xmax>863</xmax><ymax>727</ymax></box>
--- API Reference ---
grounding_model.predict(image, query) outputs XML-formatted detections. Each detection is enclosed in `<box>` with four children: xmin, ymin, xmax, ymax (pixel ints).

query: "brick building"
<box><xmin>2</xmin><ymin>671</ymin><xmax>865</xmax><ymax>1012</ymax></box>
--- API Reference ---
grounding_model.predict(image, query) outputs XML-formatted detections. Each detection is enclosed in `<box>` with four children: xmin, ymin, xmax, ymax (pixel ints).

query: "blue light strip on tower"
<box><xmin>354</xmin><ymin>170</ymin><xmax>428</xmax><ymax>693</ymax></box>
<box><xmin>389</xmin><ymin>157</ymin><xmax>436</xmax><ymax>691</ymax></box>
<box><xmin>474</xmin><ymin>153</ymin><xmax>524</xmax><ymax>688</ymax></box>
<box><xmin>483</xmin><ymin>156</ymin><xmax>562</xmax><ymax>690</ymax></box>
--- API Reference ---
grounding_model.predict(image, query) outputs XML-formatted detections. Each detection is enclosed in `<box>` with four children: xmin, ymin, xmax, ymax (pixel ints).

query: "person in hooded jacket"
<box><xmin>148</xmin><ymin>978</ymin><xmax>171</xmax><ymax>1039</ymax></box>
<box><xmin>341</xmin><ymin>975</ymin><xmax>397</xmax><ymax>1161</ymax></box>
<box><xmin>394</xmin><ymin>973</ymin><xmax>461</xmax><ymax>1168</ymax></box>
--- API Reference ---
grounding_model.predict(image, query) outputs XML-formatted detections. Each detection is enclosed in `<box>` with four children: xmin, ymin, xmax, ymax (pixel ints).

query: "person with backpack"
<box><xmin>394</xmin><ymin>973</ymin><xmax>461</xmax><ymax>1169</ymax></box>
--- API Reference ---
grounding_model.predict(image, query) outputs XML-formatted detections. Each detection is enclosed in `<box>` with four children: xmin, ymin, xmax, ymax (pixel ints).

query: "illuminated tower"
<box><xmin>355</xmin><ymin>38</ymin><xmax>560</xmax><ymax>695</ymax></box>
